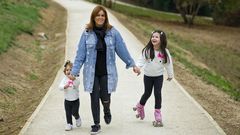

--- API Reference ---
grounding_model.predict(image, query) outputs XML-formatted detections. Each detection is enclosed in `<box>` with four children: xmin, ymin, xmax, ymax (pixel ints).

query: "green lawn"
<box><xmin>0</xmin><ymin>0</ymin><xmax>47</xmax><ymax>54</ymax></box>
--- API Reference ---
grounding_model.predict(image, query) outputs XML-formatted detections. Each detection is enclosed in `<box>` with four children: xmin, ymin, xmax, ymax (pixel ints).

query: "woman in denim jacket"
<box><xmin>70</xmin><ymin>5</ymin><xmax>139</xmax><ymax>134</ymax></box>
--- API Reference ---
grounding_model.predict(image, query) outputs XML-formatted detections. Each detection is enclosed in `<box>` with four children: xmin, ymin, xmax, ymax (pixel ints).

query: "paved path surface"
<box><xmin>19</xmin><ymin>0</ymin><xmax>226</xmax><ymax>135</ymax></box>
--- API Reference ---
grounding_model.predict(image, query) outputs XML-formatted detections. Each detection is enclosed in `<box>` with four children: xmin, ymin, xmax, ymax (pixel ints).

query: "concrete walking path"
<box><xmin>19</xmin><ymin>0</ymin><xmax>225</xmax><ymax>134</ymax></box>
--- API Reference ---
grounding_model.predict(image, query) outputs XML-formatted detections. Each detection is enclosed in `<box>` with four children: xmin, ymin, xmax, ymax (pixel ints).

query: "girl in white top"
<box><xmin>59</xmin><ymin>60</ymin><xmax>81</xmax><ymax>131</ymax></box>
<box><xmin>133</xmin><ymin>30</ymin><xmax>174</xmax><ymax>127</ymax></box>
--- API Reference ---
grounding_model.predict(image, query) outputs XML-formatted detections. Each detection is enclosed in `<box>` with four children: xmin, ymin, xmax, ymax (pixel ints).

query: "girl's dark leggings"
<box><xmin>90</xmin><ymin>75</ymin><xmax>111</xmax><ymax>125</ymax></box>
<box><xmin>64</xmin><ymin>99</ymin><xmax>80</xmax><ymax>125</ymax></box>
<box><xmin>140</xmin><ymin>75</ymin><xmax>163</xmax><ymax>109</ymax></box>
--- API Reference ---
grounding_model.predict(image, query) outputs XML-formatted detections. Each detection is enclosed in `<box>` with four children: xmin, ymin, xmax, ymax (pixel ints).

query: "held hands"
<box><xmin>64</xmin><ymin>75</ymin><xmax>75</xmax><ymax>89</ymax></box>
<box><xmin>133</xmin><ymin>66</ymin><xmax>141</xmax><ymax>76</ymax></box>
<box><xmin>167</xmin><ymin>78</ymin><xmax>172</xmax><ymax>81</ymax></box>
<box><xmin>68</xmin><ymin>80</ymin><xmax>74</xmax><ymax>87</ymax></box>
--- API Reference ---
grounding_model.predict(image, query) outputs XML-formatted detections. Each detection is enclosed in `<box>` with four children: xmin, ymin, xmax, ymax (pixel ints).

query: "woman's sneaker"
<box><xmin>65</xmin><ymin>124</ymin><xmax>73</xmax><ymax>131</ymax></box>
<box><xmin>76</xmin><ymin>117</ymin><xmax>81</xmax><ymax>127</ymax></box>
<box><xmin>104</xmin><ymin>111</ymin><xmax>112</xmax><ymax>124</ymax></box>
<box><xmin>90</xmin><ymin>124</ymin><xmax>101</xmax><ymax>135</ymax></box>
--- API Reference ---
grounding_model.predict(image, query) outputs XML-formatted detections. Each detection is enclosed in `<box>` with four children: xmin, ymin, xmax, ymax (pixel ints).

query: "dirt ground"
<box><xmin>0</xmin><ymin>1</ymin><xmax>66</xmax><ymax>135</ymax></box>
<box><xmin>174</xmin><ymin>63</ymin><xmax>240</xmax><ymax>135</ymax></box>
<box><xmin>0</xmin><ymin>1</ymin><xmax>239</xmax><ymax>135</ymax></box>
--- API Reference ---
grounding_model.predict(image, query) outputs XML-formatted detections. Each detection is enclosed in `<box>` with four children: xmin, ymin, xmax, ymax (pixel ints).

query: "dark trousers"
<box><xmin>140</xmin><ymin>75</ymin><xmax>163</xmax><ymax>109</ymax></box>
<box><xmin>90</xmin><ymin>75</ymin><xmax>111</xmax><ymax>125</ymax></box>
<box><xmin>64</xmin><ymin>99</ymin><xmax>80</xmax><ymax>125</ymax></box>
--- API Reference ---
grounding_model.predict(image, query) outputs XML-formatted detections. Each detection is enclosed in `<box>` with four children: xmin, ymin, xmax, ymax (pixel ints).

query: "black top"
<box><xmin>93</xmin><ymin>26</ymin><xmax>107</xmax><ymax>76</ymax></box>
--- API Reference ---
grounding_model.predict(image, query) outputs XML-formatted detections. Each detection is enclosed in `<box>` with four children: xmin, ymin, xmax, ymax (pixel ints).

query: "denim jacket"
<box><xmin>71</xmin><ymin>27</ymin><xmax>135</xmax><ymax>93</ymax></box>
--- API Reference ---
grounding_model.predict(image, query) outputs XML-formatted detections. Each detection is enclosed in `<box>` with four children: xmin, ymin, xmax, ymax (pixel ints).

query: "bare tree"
<box><xmin>174</xmin><ymin>0</ymin><xmax>208</xmax><ymax>26</ymax></box>
<box><xmin>104</xmin><ymin>0</ymin><xmax>115</xmax><ymax>8</ymax></box>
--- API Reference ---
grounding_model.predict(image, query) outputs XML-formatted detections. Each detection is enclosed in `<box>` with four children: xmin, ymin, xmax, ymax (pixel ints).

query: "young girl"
<box><xmin>133</xmin><ymin>30</ymin><xmax>174</xmax><ymax>127</ymax></box>
<box><xmin>59</xmin><ymin>60</ymin><xmax>81</xmax><ymax>131</ymax></box>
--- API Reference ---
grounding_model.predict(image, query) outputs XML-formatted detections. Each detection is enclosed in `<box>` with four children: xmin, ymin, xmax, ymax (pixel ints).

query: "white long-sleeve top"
<box><xmin>136</xmin><ymin>49</ymin><xmax>174</xmax><ymax>78</ymax></box>
<box><xmin>59</xmin><ymin>76</ymin><xmax>80</xmax><ymax>101</ymax></box>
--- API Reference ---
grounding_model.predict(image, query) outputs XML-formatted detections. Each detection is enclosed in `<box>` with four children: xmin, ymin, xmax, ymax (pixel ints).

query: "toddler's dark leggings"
<box><xmin>64</xmin><ymin>99</ymin><xmax>80</xmax><ymax>125</ymax></box>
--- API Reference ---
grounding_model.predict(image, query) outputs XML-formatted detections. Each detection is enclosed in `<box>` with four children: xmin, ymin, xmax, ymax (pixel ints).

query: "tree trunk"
<box><xmin>176</xmin><ymin>4</ymin><xmax>188</xmax><ymax>24</ymax></box>
<box><xmin>175</xmin><ymin>0</ymin><xmax>205</xmax><ymax>26</ymax></box>
<box><xmin>189</xmin><ymin>2</ymin><xmax>201</xmax><ymax>26</ymax></box>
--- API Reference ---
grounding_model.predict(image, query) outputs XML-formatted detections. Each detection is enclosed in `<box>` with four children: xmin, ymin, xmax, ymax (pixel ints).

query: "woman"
<box><xmin>70</xmin><ymin>5</ymin><xmax>139</xmax><ymax>134</ymax></box>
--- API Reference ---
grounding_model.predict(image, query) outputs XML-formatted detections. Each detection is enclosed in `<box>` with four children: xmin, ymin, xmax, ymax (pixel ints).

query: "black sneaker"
<box><xmin>104</xmin><ymin>111</ymin><xmax>112</xmax><ymax>124</ymax></box>
<box><xmin>90</xmin><ymin>124</ymin><xmax>101</xmax><ymax>135</ymax></box>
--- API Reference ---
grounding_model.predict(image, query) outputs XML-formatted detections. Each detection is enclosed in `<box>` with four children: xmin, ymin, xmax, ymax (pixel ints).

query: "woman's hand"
<box><xmin>167</xmin><ymin>78</ymin><xmax>172</xmax><ymax>81</ymax></box>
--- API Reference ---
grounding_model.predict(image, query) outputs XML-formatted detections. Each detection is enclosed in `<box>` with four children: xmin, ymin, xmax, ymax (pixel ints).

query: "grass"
<box><xmin>33</xmin><ymin>40</ymin><xmax>43</xmax><ymax>61</ymax></box>
<box><xmin>112</xmin><ymin>3</ymin><xmax>181</xmax><ymax>22</ymax></box>
<box><xmin>108</xmin><ymin>2</ymin><xmax>240</xmax><ymax>100</ymax></box>
<box><xmin>111</xmin><ymin>2</ymin><xmax>213</xmax><ymax>25</ymax></box>
<box><xmin>168</xmin><ymin>32</ymin><xmax>240</xmax><ymax>90</ymax></box>
<box><xmin>28</xmin><ymin>71</ymin><xmax>39</xmax><ymax>80</ymax></box>
<box><xmin>170</xmin><ymin>45</ymin><xmax>239</xmax><ymax>100</ymax></box>
<box><xmin>0</xmin><ymin>0</ymin><xmax>47</xmax><ymax>54</ymax></box>
<box><xmin>0</xmin><ymin>86</ymin><xmax>16</xmax><ymax>95</ymax></box>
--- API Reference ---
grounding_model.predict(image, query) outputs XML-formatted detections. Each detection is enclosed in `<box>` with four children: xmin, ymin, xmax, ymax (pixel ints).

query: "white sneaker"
<box><xmin>65</xmin><ymin>124</ymin><xmax>73</xmax><ymax>131</ymax></box>
<box><xmin>76</xmin><ymin>118</ymin><xmax>82</xmax><ymax>127</ymax></box>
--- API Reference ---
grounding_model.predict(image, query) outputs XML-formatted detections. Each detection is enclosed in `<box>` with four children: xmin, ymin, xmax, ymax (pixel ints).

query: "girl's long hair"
<box><xmin>86</xmin><ymin>5</ymin><xmax>112</xmax><ymax>31</ymax></box>
<box><xmin>142</xmin><ymin>30</ymin><xmax>168</xmax><ymax>63</ymax></box>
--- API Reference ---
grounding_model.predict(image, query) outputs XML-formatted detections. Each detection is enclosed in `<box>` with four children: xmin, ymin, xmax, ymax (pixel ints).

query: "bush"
<box><xmin>212</xmin><ymin>0</ymin><xmax>240</xmax><ymax>27</ymax></box>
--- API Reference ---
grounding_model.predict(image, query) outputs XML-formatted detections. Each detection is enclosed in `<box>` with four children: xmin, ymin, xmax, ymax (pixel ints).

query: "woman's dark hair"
<box><xmin>142</xmin><ymin>30</ymin><xmax>168</xmax><ymax>63</ymax></box>
<box><xmin>86</xmin><ymin>5</ymin><xmax>112</xmax><ymax>31</ymax></box>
